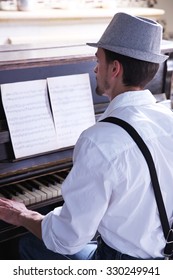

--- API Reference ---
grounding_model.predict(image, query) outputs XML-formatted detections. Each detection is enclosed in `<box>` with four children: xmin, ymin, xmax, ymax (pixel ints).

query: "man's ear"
<box><xmin>112</xmin><ymin>60</ymin><xmax>122</xmax><ymax>77</ymax></box>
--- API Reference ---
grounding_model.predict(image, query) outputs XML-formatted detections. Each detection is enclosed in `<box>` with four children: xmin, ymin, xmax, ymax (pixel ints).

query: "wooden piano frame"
<box><xmin>0</xmin><ymin>41</ymin><xmax>173</xmax><ymax>259</ymax></box>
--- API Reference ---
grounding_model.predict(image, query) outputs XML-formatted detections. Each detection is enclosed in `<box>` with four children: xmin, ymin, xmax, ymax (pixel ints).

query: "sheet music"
<box><xmin>1</xmin><ymin>79</ymin><xmax>58</xmax><ymax>158</ymax></box>
<box><xmin>47</xmin><ymin>73</ymin><xmax>95</xmax><ymax>148</ymax></box>
<box><xmin>1</xmin><ymin>74</ymin><xmax>95</xmax><ymax>159</ymax></box>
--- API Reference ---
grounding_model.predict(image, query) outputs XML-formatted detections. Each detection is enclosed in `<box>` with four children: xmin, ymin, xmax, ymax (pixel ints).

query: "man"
<box><xmin>0</xmin><ymin>12</ymin><xmax>173</xmax><ymax>260</ymax></box>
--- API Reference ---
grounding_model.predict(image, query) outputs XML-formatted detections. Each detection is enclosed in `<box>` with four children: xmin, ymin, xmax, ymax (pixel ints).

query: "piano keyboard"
<box><xmin>0</xmin><ymin>170</ymin><xmax>69</xmax><ymax>206</ymax></box>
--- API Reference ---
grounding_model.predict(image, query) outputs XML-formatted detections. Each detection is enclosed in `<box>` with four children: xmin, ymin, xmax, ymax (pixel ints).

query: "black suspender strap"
<box><xmin>100</xmin><ymin>116</ymin><xmax>173</xmax><ymax>258</ymax></box>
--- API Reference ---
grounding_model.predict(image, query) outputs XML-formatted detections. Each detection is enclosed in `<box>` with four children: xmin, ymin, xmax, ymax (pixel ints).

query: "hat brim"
<box><xmin>87</xmin><ymin>42</ymin><xmax>168</xmax><ymax>64</ymax></box>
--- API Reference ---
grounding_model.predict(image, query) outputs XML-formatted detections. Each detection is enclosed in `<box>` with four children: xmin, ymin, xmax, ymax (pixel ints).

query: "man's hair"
<box><xmin>104</xmin><ymin>49</ymin><xmax>160</xmax><ymax>88</ymax></box>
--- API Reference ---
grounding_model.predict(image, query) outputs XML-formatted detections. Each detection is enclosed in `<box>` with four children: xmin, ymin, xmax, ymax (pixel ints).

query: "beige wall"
<box><xmin>156</xmin><ymin>0</ymin><xmax>173</xmax><ymax>37</ymax></box>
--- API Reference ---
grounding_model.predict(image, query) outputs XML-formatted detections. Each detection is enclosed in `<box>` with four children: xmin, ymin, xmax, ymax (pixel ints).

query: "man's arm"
<box><xmin>0</xmin><ymin>198</ymin><xmax>44</xmax><ymax>239</ymax></box>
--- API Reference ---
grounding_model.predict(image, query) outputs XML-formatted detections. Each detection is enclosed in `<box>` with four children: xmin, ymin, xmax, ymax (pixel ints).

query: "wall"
<box><xmin>156</xmin><ymin>0</ymin><xmax>173</xmax><ymax>38</ymax></box>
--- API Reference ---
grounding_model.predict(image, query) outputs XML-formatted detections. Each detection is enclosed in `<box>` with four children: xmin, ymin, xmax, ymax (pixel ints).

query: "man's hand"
<box><xmin>0</xmin><ymin>197</ymin><xmax>44</xmax><ymax>239</ymax></box>
<box><xmin>0</xmin><ymin>198</ymin><xmax>27</xmax><ymax>226</ymax></box>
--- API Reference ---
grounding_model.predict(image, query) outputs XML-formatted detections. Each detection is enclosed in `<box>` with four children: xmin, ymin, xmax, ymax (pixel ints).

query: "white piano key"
<box><xmin>16</xmin><ymin>193</ymin><xmax>30</xmax><ymax>206</ymax></box>
<box><xmin>39</xmin><ymin>186</ymin><xmax>53</xmax><ymax>199</ymax></box>
<box><xmin>24</xmin><ymin>181</ymin><xmax>47</xmax><ymax>202</ymax></box>
<box><xmin>32</xmin><ymin>188</ymin><xmax>47</xmax><ymax>201</ymax></box>
<box><xmin>50</xmin><ymin>183</ymin><xmax>62</xmax><ymax>196</ymax></box>
<box><xmin>16</xmin><ymin>184</ymin><xmax>36</xmax><ymax>204</ymax></box>
<box><xmin>27</xmin><ymin>188</ymin><xmax>42</xmax><ymax>203</ymax></box>
<box><xmin>38</xmin><ymin>176</ymin><xmax>62</xmax><ymax>197</ymax></box>
<box><xmin>46</xmin><ymin>185</ymin><xmax>59</xmax><ymax>198</ymax></box>
<box><xmin>35</xmin><ymin>177</ymin><xmax>58</xmax><ymax>198</ymax></box>
<box><xmin>22</xmin><ymin>182</ymin><xmax>43</xmax><ymax>203</ymax></box>
<box><xmin>45</xmin><ymin>176</ymin><xmax>62</xmax><ymax>196</ymax></box>
<box><xmin>10</xmin><ymin>195</ymin><xmax>23</xmax><ymax>203</ymax></box>
<box><xmin>42</xmin><ymin>178</ymin><xmax>61</xmax><ymax>197</ymax></box>
<box><xmin>33</xmin><ymin>179</ymin><xmax>53</xmax><ymax>199</ymax></box>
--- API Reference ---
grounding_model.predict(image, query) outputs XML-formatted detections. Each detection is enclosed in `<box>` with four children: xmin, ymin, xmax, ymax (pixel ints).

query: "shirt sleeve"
<box><xmin>42</xmin><ymin>133</ymin><xmax>113</xmax><ymax>255</ymax></box>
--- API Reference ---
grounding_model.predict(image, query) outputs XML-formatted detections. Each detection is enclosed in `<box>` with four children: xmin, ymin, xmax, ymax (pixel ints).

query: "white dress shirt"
<box><xmin>42</xmin><ymin>89</ymin><xmax>173</xmax><ymax>258</ymax></box>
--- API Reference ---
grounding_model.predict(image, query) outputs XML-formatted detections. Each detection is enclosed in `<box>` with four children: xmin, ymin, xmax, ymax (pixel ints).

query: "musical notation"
<box><xmin>1</xmin><ymin>79</ymin><xmax>58</xmax><ymax>158</ymax></box>
<box><xmin>1</xmin><ymin>73</ymin><xmax>95</xmax><ymax>159</ymax></box>
<box><xmin>47</xmin><ymin>73</ymin><xmax>95</xmax><ymax>148</ymax></box>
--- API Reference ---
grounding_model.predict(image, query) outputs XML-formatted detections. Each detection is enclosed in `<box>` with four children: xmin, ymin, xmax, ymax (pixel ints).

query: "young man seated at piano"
<box><xmin>0</xmin><ymin>12</ymin><xmax>173</xmax><ymax>260</ymax></box>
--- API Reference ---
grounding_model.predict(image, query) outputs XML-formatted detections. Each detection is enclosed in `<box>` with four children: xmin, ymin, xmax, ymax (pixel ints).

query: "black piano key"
<box><xmin>59</xmin><ymin>171</ymin><xmax>69</xmax><ymax>178</ymax></box>
<box><xmin>27</xmin><ymin>180</ymin><xmax>40</xmax><ymax>190</ymax></box>
<box><xmin>22</xmin><ymin>182</ymin><xmax>34</xmax><ymax>191</ymax></box>
<box><xmin>8</xmin><ymin>186</ymin><xmax>18</xmax><ymax>196</ymax></box>
<box><xmin>37</xmin><ymin>177</ymin><xmax>49</xmax><ymax>186</ymax></box>
<box><xmin>13</xmin><ymin>184</ymin><xmax>25</xmax><ymax>194</ymax></box>
<box><xmin>45</xmin><ymin>175</ymin><xmax>57</xmax><ymax>185</ymax></box>
<box><xmin>15</xmin><ymin>184</ymin><xmax>25</xmax><ymax>194</ymax></box>
<box><xmin>0</xmin><ymin>189</ymin><xmax>13</xmax><ymax>199</ymax></box>
<box><xmin>51</xmin><ymin>174</ymin><xmax>63</xmax><ymax>183</ymax></box>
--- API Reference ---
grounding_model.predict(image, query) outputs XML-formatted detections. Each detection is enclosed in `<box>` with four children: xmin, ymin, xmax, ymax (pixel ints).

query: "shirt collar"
<box><xmin>99</xmin><ymin>90</ymin><xmax>157</xmax><ymax>121</ymax></box>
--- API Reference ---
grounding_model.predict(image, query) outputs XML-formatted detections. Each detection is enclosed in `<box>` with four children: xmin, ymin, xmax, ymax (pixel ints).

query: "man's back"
<box><xmin>71</xmin><ymin>89</ymin><xmax>173</xmax><ymax>258</ymax></box>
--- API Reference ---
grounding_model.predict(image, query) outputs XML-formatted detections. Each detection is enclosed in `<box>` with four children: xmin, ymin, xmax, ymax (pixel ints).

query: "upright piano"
<box><xmin>0</xmin><ymin>41</ymin><xmax>173</xmax><ymax>259</ymax></box>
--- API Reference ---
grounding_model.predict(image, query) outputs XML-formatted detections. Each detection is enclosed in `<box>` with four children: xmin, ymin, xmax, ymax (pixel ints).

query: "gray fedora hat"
<box><xmin>87</xmin><ymin>12</ymin><xmax>168</xmax><ymax>63</ymax></box>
